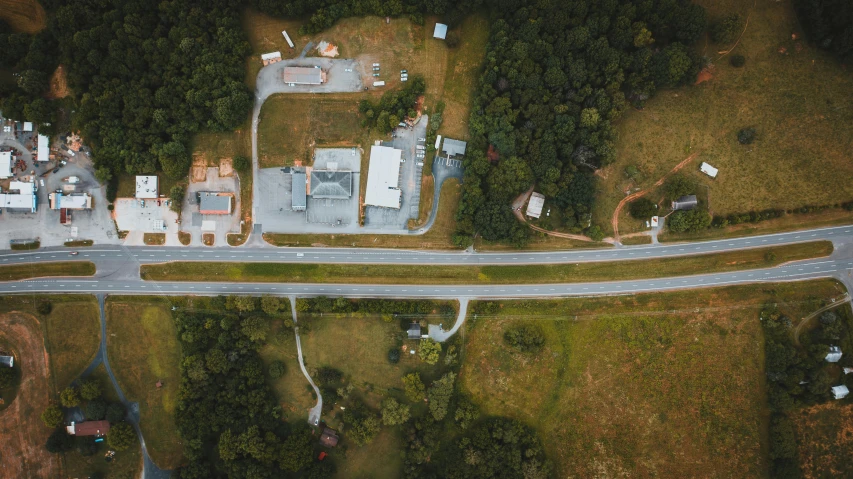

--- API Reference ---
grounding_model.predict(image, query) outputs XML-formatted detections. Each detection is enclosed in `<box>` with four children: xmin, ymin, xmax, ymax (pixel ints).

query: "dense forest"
<box><xmin>793</xmin><ymin>0</ymin><xmax>853</xmax><ymax>63</ymax></box>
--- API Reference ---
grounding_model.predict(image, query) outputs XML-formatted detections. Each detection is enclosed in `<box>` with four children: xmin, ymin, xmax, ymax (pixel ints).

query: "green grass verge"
<box><xmin>10</xmin><ymin>241</ymin><xmax>39</xmax><ymax>250</ymax></box>
<box><xmin>0</xmin><ymin>261</ymin><xmax>95</xmax><ymax>281</ymax></box>
<box><xmin>64</xmin><ymin>240</ymin><xmax>94</xmax><ymax>247</ymax></box>
<box><xmin>141</xmin><ymin>241</ymin><xmax>831</xmax><ymax>285</ymax></box>
<box><xmin>460</xmin><ymin>279</ymin><xmax>845</xmax><ymax>477</ymax></box>
<box><xmin>106</xmin><ymin>297</ymin><xmax>184</xmax><ymax>469</ymax></box>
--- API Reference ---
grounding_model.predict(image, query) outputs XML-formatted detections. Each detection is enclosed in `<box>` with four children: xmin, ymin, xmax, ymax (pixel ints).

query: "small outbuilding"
<box><xmin>826</xmin><ymin>346</ymin><xmax>843</xmax><ymax>363</ymax></box>
<box><xmin>136</xmin><ymin>176</ymin><xmax>159</xmax><ymax>199</ymax></box>
<box><xmin>261</xmin><ymin>51</ymin><xmax>282</xmax><ymax>66</ymax></box>
<box><xmin>0</xmin><ymin>355</ymin><xmax>13</xmax><ymax>368</ymax></box>
<box><xmin>700</xmin><ymin>162</ymin><xmax>718</xmax><ymax>178</ymax></box>
<box><xmin>526</xmin><ymin>192</ymin><xmax>545</xmax><ymax>219</ymax></box>
<box><xmin>23</xmin><ymin>122</ymin><xmax>33</xmax><ymax>132</ymax></box>
<box><xmin>671</xmin><ymin>195</ymin><xmax>697</xmax><ymax>211</ymax></box>
<box><xmin>832</xmin><ymin>385</ymin><xmax>849</xmax><ymax>400</ymax></box>
<box><xmin>407</xmin><ymin>323</ymin><xmax>422</xmax><ymax>340</ymax></box>
<box><xmin>319</xmin><ymin>428</ymin><xmax>339</xmax><ymax>447</ymax></box>
<box><xmin>433</xmin><ymin>23</ymin><xmax>448</xmax><ymax>40</ymax></box>
<box><xmin>66</xmin><ymin>420</ymin><xmax>110</xmax><ymax>436</ymax></box>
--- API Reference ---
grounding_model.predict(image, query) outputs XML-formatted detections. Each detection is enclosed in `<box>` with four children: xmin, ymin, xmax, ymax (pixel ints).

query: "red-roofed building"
<box><xmin>66</xmin><ymin>420</ymin><xmax>111</xmax><ymax>436</ymax></box>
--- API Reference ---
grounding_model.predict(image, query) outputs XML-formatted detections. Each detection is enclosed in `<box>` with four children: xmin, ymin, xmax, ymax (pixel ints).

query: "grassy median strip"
<box><xmin>0</xmin><ymin>261</ymin><xmax>96</xmax><ymax>281</ymax></box>
<box><xmin>140</xmin><ymin>241</ymin><xmax>832</xmax><ymax>285</ymax></box>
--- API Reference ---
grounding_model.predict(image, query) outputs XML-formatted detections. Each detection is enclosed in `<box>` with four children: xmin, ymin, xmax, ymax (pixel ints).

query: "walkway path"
<box><xmin>289</xmin><ymin>296</ymin><xmax>322</xmax><ymax>425</ymax></box>
<box><xmin>78</xmin><ymin>295</ymin><xmax>170</xmax><ymax>479</ymax></box>
<box><xmin>428</xmin><ymin>298</ymin><xmax>469</xmax><ymax>342</ymax></box>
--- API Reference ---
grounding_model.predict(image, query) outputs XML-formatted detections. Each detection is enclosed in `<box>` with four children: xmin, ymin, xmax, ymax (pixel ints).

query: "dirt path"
<box><xmin>793</xmin><ymin>293</ymin><xmax>851</xmax><ymax>346</ymax></box>
<box><xmin>611</xmin><ymin>152</ymin><xmax>700</xmax><ymax>241</ymax></box>
<box><xmin>511</xmin><ymin>187</ymin><xmax>597</xmax><ymax>242</ymax></box>
<box><xmin>0</xmin><ymin>312</ymin><xmax>60</xmax><ymax>478</ymax></box>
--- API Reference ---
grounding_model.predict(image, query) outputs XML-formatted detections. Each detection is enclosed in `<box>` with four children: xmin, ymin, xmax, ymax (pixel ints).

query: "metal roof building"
<box><xmin>135</xmin><ymin>176</ymin><xmax>158</xmax><ymax>199</ymax></box>
<box><xmin>37</xmin><ymin>134</ymin><xmax>49</xmax><ymax>162</ymax></box>
<box><xmin>700</xmin><ymin>162</ymin><xmax>718</xmax><ymax>178</ymax></box>
<box><xmin>67</xmin><ymin>420</ymin><xmax>110</xmax><ymax>436</ymax></box>
<box><xmin>310</xmin><ymin>170</ymin><xmax>352</xmax><ymax>199</ymax></box>
<box><xmin>526</xmin><ymin>192</ymin><xmax>545</xmax><ymax>219</ymax></box>
<box><xmin>49</xmin><ymin>192</ymin><xmax>92</xmax><ymax>210</ymax></box>
<box><xmin>826</xmin><ymin>346</ymin><xmax>843</xmax><ymax>363</ymax></box>
<box><xmin>671</xmin><ymin>195</ymin><xmax>697</xmax><ymax>211</ymax></box>
<box><xmin>261</xmin><ymin>51</ymin><xmax>282</xmax><ymax>66</ymax></box>
<box><xmin>283</xmin><ymin>67</ymin><xmax>325</xmax><ymax>85</ymax></box>
<box><xmin>0</xmin><ymin>355</ymin><xmax>13</xmax><ymax>368</ymax></box>
<box><xmin>292</xmin><ymin>172</ymin><xmax>307</xmax><ymax>211</ymax></box>
<box><xmin>832</xmin><ymin>385</ymin><xmax>849</xmax><ymax>400</ymax></box>
<box><xmin>0</xmin><ymin>151</ymin><xmax>10</xmax><ymax>179</ymax></box>
<box><xmin>199</xmin><ymin>192</ymin><xmax>232</xmax><ymax>215</ymax></box>
<box><xmin>433</xmin><ymin>23</ymin><xmax>448</xmax><ymax>39</ymax></box>
<box><xmin>408</xmin><ymin>323</ymin><xmax>422</xmax><ymax>340</ymax></box>
<box><xmin>441</xmin><ymin>138</ymin><xmax>467</xmax><ymax>157</ymax></box>
<box><xmin>365</xmin><ymin>145</ymin><xmax>402</xmax><ymax>209</ymax></box>
<box><xmin>0</xmin><ymin>180</ymin><xmax>37</xmax><ymax>212</ymax></box>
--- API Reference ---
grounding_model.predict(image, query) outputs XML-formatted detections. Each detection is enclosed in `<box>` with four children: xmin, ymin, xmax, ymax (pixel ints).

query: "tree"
<box><xmin>710</xmin><ymin>13</ymin><xmax>743</xmax><ymax>44</ymax></box>
<box><xmin>95</xmin><ymin>166</ymin><xmax>113</xmax><ymax>185</ymax></box>
<box><xmin>45</xmin><ymin>428</ymin><xmax>75</xmax><ymax>453</ymax></box>
<box><xmin>454</xmin><ymin>396</ymin><xmax>480</xmax><ymax>429</ymax></box>
<box><xmin>418</xmin><ymin>339</ymin><xmax>441</xmax><ymax>365</ymax></box>
<box><xmin>107</xmin><ymin>422</ymin><xmax>137</xmax><ymax>451</ymax></box>
<box><xmin>387</xmin><ymin>348</ymin><xmax>400</xmax><ymax>364</ymax></box>
<box><xmin>402</xmin><ymin>373</ymin><xmax>426</xmax><ymax>402</ymax></box>
<box><xmin>428</xmin><ymin>372</ymin><xmax>456</xmax><ymax>421</ymax></box>
<box><xmin>769</xmin><ymin>415</ymin><xmax>798</xmax><ymax>460</ymax></box>
<box><xmin>664</xmin><ymin>174</ymin><xmax>696</xmax><ymax>201</ymax></box>
<box><xmin>169</xmin><ymin>185</ymin><xmax>185</xmax><ymax>214</ymax></box>
<box><xmin>668</xmin><ymin>209</ymin><xmax>712</xmax><ymax>233</ymax></box>
<box><xmin>381</xmin><ymin>398</ymin><xmax>411</xmax><ymax>426</ymax></box>
<box><xmin>738</xmin><ymin>127</ymin><xmax>756</xmax><ymax>145</ymax></box>
<box><xmin>629</xmin><ymin>198</ymin><xmax>657</xmax><ymax>219</ymax></box>
<box><xmin>59</xmin><ymin>387</ymin><xmax>80</xmax><ymax>408</ymax></box>
<box><xmin>226</xmin><ymin>295</ymin><xmax>257</xmax><ymax>313</ymax></box>
<box><xmin>106</xmin><ymin>403</ymin><xmax>126</xmax><ymax>423</ymax></box>
<box><xmin>79</xmin><ymin>378</ymin><xmax>102</xmax><ymax>400</ymax></box>
<box><xmin>504</xmin><ymin>324</ymin><xmax>546</xmax><ymax>353</ymax></box>
<box><xmin>261</xmin><ymin>296</ymin><xmax>284</xmax><ymax>315</ymax></box>
<box><xmin>233</xmin><ymin>156</ymin><xmax>250</xmax><ymax>172</ymax></box>
<box><xmin>41</xmin><ymin>405</ymin><xmax>64</xmax><ymax>428</ymax></box>
<box><xmin>268</xmin><ymin>360</ymin><xmax>286</xmax><ymax>379</ymax></box>
<box><xmin>278</xmin><ymin>429</ymin><xmax>313</xmax><ymax>472</ymax></box>
<box><xmin>36</xmin><ymin>300</ymin><xmax>52</xmax><ymax>315</ymax></box>
<box><xmin>85</xmin><ymin>398</ymin><xmax>107</xmax><ymax>420</ymax></box>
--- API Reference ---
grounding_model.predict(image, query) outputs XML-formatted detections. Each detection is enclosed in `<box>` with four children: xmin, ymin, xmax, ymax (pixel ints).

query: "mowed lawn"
<box><xmin>257</xmin><ymin>94</ymin><xmax>365</xmax><ymax>167</ymax></box>
<box><xmin>106</xmin><ymin>298</ymin><xmax>184</xmax><ymax>470</ymax></box>
<box><xmin>460</xmin><ymin>279</ymin><xmax>846</xmax><ymax>478</ymax></box>
<box><xmin>258</xmin><ymin>316</ymin><xmax>317</xmax><ymax>423</ymax></box>
<box><xmin>594</xmin><ymin>0</ymin><xmax>853</xmax><ymax>235</ymax></box>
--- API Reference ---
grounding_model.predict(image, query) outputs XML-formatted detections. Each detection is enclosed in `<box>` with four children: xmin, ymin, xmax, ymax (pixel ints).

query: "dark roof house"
<box><xmin>441</xmin><ymin>138</ymin><xmax>467</xmax><ymax>157</ymax></box>
<box><xmin>199</xmin><ymin>192</ymin><xmax>232</xmax><ymax>215</ymax></box>
<box><xmin>407</xmin><ymin>323</ymin><xmax>422</xmax><ymax>340</ymax></box>
<box><xmin>319</xmin><ymin>427</ymin><xmax>339</xmax><ymax>447</ymax></box>
<box><xmin>292</xmin><ymin>172</ymin><xmax>307</xmax><ymax>211</ymax></box>
<box><xmin>671</xmin><ymin>195</ymin><xmax>698</xmax><ymax>211</ymax></box>
<box><xmin>0</xmin><ymin>355</ymin><xmax>13</xmax><ymax>368</ymax></box>
<box><xmin>310</xmin><ymin>170</ymin><xmax>352</xmax><ymax>199</ymax></box>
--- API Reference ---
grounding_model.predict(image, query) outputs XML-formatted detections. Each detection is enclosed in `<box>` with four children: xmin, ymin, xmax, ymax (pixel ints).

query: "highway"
<box><xmin>1</xmin><ymin>224</ymin><xmax>852</xmax><ymax>268</ymax></box>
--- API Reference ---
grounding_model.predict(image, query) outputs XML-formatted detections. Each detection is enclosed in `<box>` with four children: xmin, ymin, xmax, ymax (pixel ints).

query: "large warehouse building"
<box><xmin>283</xmin><ymin>66</ymin><xmax>326</xmax><ymax>85</ymax></box>
<box><xmin>364</xmin><ymin>146</ymin><xmax>402</xmax><ymax>209</ymax></box>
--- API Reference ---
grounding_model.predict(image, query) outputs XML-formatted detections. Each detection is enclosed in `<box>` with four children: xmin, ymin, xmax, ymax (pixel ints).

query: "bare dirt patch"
<box><xmin>793</xmin><ymin>402</ymin><xmax>853</xmax><ymax>478</ymax></box>
<box><xmin>0</xmin><ymin>0</ymin><xmax>47</xmax><ymax>33</ymax></box>
<box><xmin>218</xmin><ymin>157</ymin><xmax>233</xmax><ymax>177</ymax></box>
<box><xmin>191</xmin><ymin>157</ymin><xmax>207</xmax><ymax>183</ymax></box>
<box><xmin>0</xmin><ymin>312</ymin><xmax>60</xmax><ymax>478</ymax></box>
<box><xmin>694</xmin><ymin>66</ymin><xmax>714</xmax><ymax>85</ymax></box>
<box><xmin>202</xmin><ymin>233</ymin><xmax>215</xmax><ymax>246</ymax></box>
<box><xmin>47</xmin><ymin>65</ymin><xmax>70</xmax><ymax>99</ymax></box>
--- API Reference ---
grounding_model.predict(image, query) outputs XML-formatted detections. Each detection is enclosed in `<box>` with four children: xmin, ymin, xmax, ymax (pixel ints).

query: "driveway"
<box><xmin>290</xmin><ymin>296</ymin><xmax>322</xmax><ymax>426</ymax></box>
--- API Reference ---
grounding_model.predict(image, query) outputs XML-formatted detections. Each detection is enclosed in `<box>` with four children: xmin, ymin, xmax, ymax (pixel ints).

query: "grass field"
<box><xmin>265</xmin><ymin>178</ymin><xmax>462</xmax><ymax>248</ymax></box>
<box><xmin>791</xmin><ymin>402</ymin><xmax>853</xmax><ymax>478</ymax></box>
<box><xmin>106</xmin><ymin>297</ymin><xmax>184</xmax><ymax>469</ymax></box>
<box><xmin>257</xmin><ymin>317</ymin><xmax>317</xmax><ymax>423</ymax></box>
<box><xmin>257</xmin><ymin>94</ymin><xmax>366</xmax><ymax>167</ymax></box>
<box><xmin>0</xmin><ymin>261</ymin><xmax>95</xmax><ymax>281</ymax></box>
<box><xmin>438</xmin><ymin>14</ymin><xmax>490</xmax><ymax>140</ymax></box>
<box><xmin>141</xmin><ymin>240</ymin><xmax>831</xmax><ymax>285</ymax></box>
<box><xmin>594</xmin><ymin>0</ymin><xmax>853</xmax><ymax>236</ymax></box>
<box><xmin>0</xmin><ymin>0</ymin><xmax>46</xmax><ymax>33</ymax></box>
<box><xmin>460</xmin><ymin>279</ymin><xmax>845</xmax><ymax>477</ymax></box>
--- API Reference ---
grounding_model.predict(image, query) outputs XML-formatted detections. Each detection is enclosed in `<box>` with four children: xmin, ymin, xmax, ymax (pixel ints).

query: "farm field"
<box><xmin>140</xmin><ymin>240</ymin><xmax>831</xmax><ymax>285</ymax></box>
<box><xmin>106</xmin><ymin>297</ymin><xmax>184</xmax><ymax>469</ymax></box>
<box><xmin>0</xmin><ymin>0</ymin><xmax>46</xmax><ymax>33</ymax></box>
<box><xmin>459</xmin><ymin>279</ymin><xmax>846</xmax><ymax>477</ymax></box>
<box><xmin>595</xmin><ymin>0</ymin><xmax>853</xmax><ymax>236</ymax></box>
<box><xmin>791</xmin><ymin>402</ymin><xmax>853</xmax><ymax>478</ymax></box>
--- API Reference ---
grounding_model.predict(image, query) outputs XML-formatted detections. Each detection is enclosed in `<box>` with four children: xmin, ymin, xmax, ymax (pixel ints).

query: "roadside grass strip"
<box><xmin>140</xmin><ymin>241</ymin><xmax>832</xmax><ymax>285</ymax></box>
<box><xmin>0</xmin><ymin>261</ymin><xmax>95</xmax><ymax>281</ymax></box>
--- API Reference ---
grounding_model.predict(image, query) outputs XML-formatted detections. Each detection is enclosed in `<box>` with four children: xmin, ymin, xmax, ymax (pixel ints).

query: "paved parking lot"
<box><xmin>363</xmin><ymin>115</ymin><xmax>428</xmax><ymax>230</ymax></box>
<box><xmin>115</xmin><ymin>199</ymin><xmax>179</xmax><ymax>234</ymax></box>
<box><xmin>181</xmin><ymin>167</ymin><xmax>241</xmax><ymax>246</ymax></box>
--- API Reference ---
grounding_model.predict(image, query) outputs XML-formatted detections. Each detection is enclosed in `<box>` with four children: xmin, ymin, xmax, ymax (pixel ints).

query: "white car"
<box><xmin>418</xmin><ymin>137</ymin><xmax>426</xmax><ymax>142</ymax></box>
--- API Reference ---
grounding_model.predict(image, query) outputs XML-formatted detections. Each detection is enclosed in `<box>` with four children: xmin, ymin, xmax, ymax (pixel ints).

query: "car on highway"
<box><xmin>69</xmin><ymin>251</ymin><xmax>79</xmax><ymax>256</ymax></box>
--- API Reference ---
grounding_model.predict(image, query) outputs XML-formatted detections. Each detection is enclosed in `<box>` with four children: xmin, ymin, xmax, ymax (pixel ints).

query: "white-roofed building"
<box><xmin>700</xmin><ymin>162</ymin><xmax>718</xmax><ymax>178</ymax></box>
<box><xmin>0</xmin><ymin>180</ymin><xmax>37</xmax><ymax>212</ymax></box>
<box><xmin>826</xmin><ymin>346</ymin><xmax>843</xmax><ymax>363</ymax></box>
<box><xmin>37</xmin><ymin>134</ymin><xmax>49</xmax><ymax>162</ymax></box>
<box><xmin>832</xmin><ymin>385</ymin><xmax>849</xmax><ymax>400</ymax></box>
<box><xmin>49</xmin><ymin>192</ymin><xmax>92</xmax><ymax>210</ymax></box>
<box><xmin>526</xmin><ymin>192</ymin><xmax>545</xmax><ymax>219</ymax></box>
<box><xmin>364</xmin><ymin>145</ymin><xmax>402</xmax><ymax>209</ymax></box>
<box><xmin>135</xmin><ymin>176</ymin><xmax>158</xmax><ymax>199</ymax></box>
<box><xmin>433</xmin><ymin>23</ymin><xmax>448</xmax><ymax>40</ymax></box>
<box><xmin>23</xmin><ymin>122</ymin><xmax>33</xmax><ymax>132</ymax></box>
<box><xmin>0</xmin><ymin>151</ymin><xmax>11</xmax><ymax>179</ymax></box>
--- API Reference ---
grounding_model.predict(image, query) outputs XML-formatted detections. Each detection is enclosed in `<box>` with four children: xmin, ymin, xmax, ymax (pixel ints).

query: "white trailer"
<box><xmin>373</xmin><ymin>81</ymin><xmax>386</xmax><ymax>87</ymax></box>
<box><xmin>281</xmin><ymin>30</ymin><xmax>295</xmax><ymax>49</ymax></box>
<box><xmin>434</xmin><ymin>134</ymin><xmax>442</xmax><ymax>150</ymax></box>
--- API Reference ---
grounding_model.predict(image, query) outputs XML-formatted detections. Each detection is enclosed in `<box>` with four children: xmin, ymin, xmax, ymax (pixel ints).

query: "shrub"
<box><xmin>59</xmin><ymin>387</ymin><xmax>80</xmax><ymax>408</ymax></box>
<box><xmin>387</xmin><ymin>348</ymin><xmax>400</xmax><ymax>364</ymax></box>
<box><xmin>316</xmin><ymin>367</ymin><xmax>343</xmax><ymax>385</ymax></box>
<box><xmin>730</xmin><ymin>54</ymin><xmax>746</xmax><ymax>67</ymax></box>
<box><xmin>85</xmin><ymin>398</ymin><xmax>107</xmax><ymax>420</ymax></box>
<box><xmin>41</xmin><ymin>405</ymin><xmax>64</xmax><ymax>428</ymax></box>
<box><xmin>233</xmin><ymin>156</ymin><xmax>250</xmax><ymax>171</ymax></box>
<box><xmin>629</xmin><ymin>198</ymin><xmax>657</xmax><ymax>219</ymax></box>
<box><xmin>107</xmin><ymin>422</ymin><xmax>137</xmax><ymax>451</ymax></box>
<box><xmin>268</xmin><ymin>360</ymin><xmax>286</xmax><ymax>379</ymax></box>
<box><xmin>503</xmin><ymin>324</ymin><xmax>546</xmax><ymax>353</ymax></box>
<box><xmin>737</xmin><ymin>127</ymin><xmax>756</xmax><ymax>145</ymax></box>
<box><xmin>36</xmin><ymin>300</ymin><xmax>52</xmax><ymax>315</ymax></box>
<box><xmin>79</xmin><ymin>378</ymin><xmax>102</xmax><ymax>400</ymax></box>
